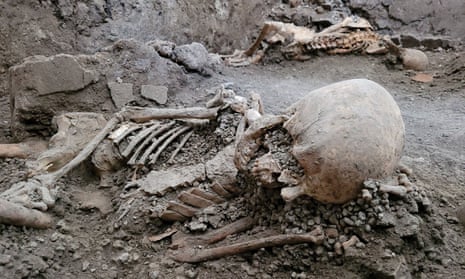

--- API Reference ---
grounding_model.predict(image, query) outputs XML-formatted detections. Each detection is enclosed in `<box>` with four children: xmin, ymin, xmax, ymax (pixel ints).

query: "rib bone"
<box><xmin>127</xmin><ymin>122</ymin><xmax>175</xmax><ymax>165</ymax></box>
<box><xmin>148</xmin><ymin>126</ymin><xmax>191</xmax><ymax>165</ymax></box>
<box><xmin>135</xmin><ymin>125</ymin><xmax>181</xmax><ymax>165</ymax></box>
<box><xmin>121</xmin><ymin>122</ymin><xmax>161</xmax><ymax>158</ymax></box>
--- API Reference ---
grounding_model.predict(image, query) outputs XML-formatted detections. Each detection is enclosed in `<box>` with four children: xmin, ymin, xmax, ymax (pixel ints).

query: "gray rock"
<box><xmin>112</xmin><ymin>240</ymin><xmax>125</xmax><ymax>250</ymax></box>
<box><xmin>205</xmin><ymin>145</ymin><xmax>237</xmax><ymax>185</ymax></box>
<box><xmin>9</xmin><ymin>54</ymin><xmax>99</xmax><ymax>137</ymax></box>
<box><xmin>394</xmin><ymin>213</ymin><xmax>421</xmax><ymax>237</ymax></box>
<box><xmin>456</xmin><ymin>205</ymin><xmax>465</xmax><ymax>226</ymax></box>
<box><xmin>114</xmin><ymin>252</ymin><xmax>130</xmax><ymax>264</ymax></box>
<box><xmin>376</xmin><ymin>212</ymin><xmax>397</xmax><ymax>227</ymax></box>
<box><xmin>141</xmin><ymin>85</ymin><xmax>168</xmax><ymax>104</ymax></box>
<box><xmin>108</xmin><ymin>82</ymin><xmax>134</xmax><ymax>109</ymax></box>
<box><xmin>82</xmin><ymin>260</ymin><xmax>90</xmax><ymax>271</ymax></box>
<box><xmin>372</xmin><ymin>255</ymin><xmax>412</xmax><ymax>279</ymax></box>
<box><xmin>57</xmin><ymin>0</ymin><xmax>74</xmax><ymax>17</ymax></box>
<box><xmin>173</xmin><ymin>42</ymin><xmax>212</xmax><ymax>74</ymax></box>
<box><xmin>140</xmin><ymin>163</ymin><xmax>206</xmax><ymax>195</ymax></box>
<box><xmin>0</xmin><ymin>255</ymin><xmax>11</xmax><ymax>265</ymax></box>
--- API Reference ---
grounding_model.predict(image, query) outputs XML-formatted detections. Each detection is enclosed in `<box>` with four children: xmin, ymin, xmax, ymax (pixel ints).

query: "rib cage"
<box><xmin>304</xmin><ymin>31</ymin><xmax>384</xmax><ymax>53</ymax></box>
<box><xmin>108</xmin><ymin>120</ymin><xmax>193</xmax><ymax>166</ymax></box>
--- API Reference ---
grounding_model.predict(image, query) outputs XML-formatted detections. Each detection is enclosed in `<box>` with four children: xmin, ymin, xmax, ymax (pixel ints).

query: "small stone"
<box><xmin>132</xmin><ymin>253</ymin><xmax>141</xmax><ymax>262</ymax></box>
<box><xmin>342</xmin><ymin>217</ymin><xmax>355</xmax><ymax>227</ymax></box>
<box><xmin>82</xmin><ymin>260</ymin><xmax>90</xmax><ymax>271</ymax></box>
<box><xmin>446</xmin><ymin>216</ymin><xmax>459</xmax><ymax>224</ymax></box>
<box><xmin>141</xmin><ymin>85</ymin><xmax>168</xmax><ymax>105</ymax></box>
<box><xmin>149</xmin><ymin>270</ymin><xmax>160</xmax><ymax>279</ymax></box>
<box><xmin>112</xmin><ymin>240</ymin><xmax>125</xmax><ymax>249</ymax></box>
<box><xmin>185</xmin><ymin>268</ymin><xmax>198</xmax><ymax>279</ymax></box>
<box><xmin>455</xmin><ymin>205</ymin><xmax>465</xmax><ymax>226</ymax></box>
<box><xmin>50</xmin><ymin>232</ymin><xmax>61</xmax><ymax>242</ymax></box>
<box><xmin>364</xmin><ymin>224</ymin><xmax>372</xmax><ymax>232</ymax></box>
<box><xmin>115</xmin><ymin>252</ymin><xmax>130</xmax><ymax>264</ymax></box>
<box><xmin>0</xmin><ymin>255</ymin><xmax>12</xmax><ymax>265</ymax></box>
<box><xmin>440</xmin><ymin>258</ymin><xmax>452</xmax><ymax>266</ymax></box>
<box><xmin>100</xmin><ymin>238</ymin><xmax>111</xmax><ymax>246</ymax></box>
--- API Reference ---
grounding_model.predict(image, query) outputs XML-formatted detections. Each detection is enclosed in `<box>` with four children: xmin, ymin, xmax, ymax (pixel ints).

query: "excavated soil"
<box><xmin>1</xmin><ymin>1</ymin><xmax>465</xmax><ymax>279</ymax></box>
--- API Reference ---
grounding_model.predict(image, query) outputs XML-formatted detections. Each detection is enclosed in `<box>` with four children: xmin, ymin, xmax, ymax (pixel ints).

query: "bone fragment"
<box><xmin>189</xmin><ymin>188</ymin><xmax>225</xmax><ymax>204</ymax></box>
<box><xmin>342</xmin><ymin>235</ymin><xmax>360</xmax><ymax>251</ymax></box>
<box><xmin>123</xmin><ymin>106</ymin><xmax>220</xmax><ymax>122</ymax></box>
<box><xmin>127</xmin><ymin>122</ymin><xmax>175</xmax><ymax>165</ymax></box>
<box><xmin>277</xmin><ymin>170</ymin><xmax>299</xmax><ymax>186</ymax></box>
<box><xmin>171</xmin><ymin>217</ymin><xmax>255</xmax><ymax>249</ymax></box>
<box><xmin>221</xmin><ymin>184</ymin><xmax>241</xmax><ymax>194</ymax></box>
<box><xmin>397</xmin><ymin>173</ymin><xmax>413</xmax><ymax>189</ymax></box>
<box><xmin>136</xmin><ymin>125</ymin><xmax>181</xmax><ymax>165</ymax></box>
<box><xmin>167</xmin><ymin>201</ymin><xmax>198</xmax><ymax>218</ymax></box>
<box><xmin>178</xmin><ymin>191</ymin><xmax>215</xmax><ymax>208</ymax></box>
<box><xmin>51</xmin><ymin>115</ymin><xmax>122</xmax><ymax>180</ymax></box>
<box><xmin>281</xmin><ymin>185</ymin><xmax>305</xmax><ymax>202</ymax></box>
<box><xmin>379</xmin><ymin>184</ymin><xmax>407</xmax><ymax>197</ymax></box>
<box><xmin>160</xmin><ymin>210</ymin><xmax>186</xmax><ymax>222</ymax></box>
<box><xmin>121</xmin><ymin>122</ymin><xmax>162</xmax><ymax>157</ymax></box>
<box><xmin>0</xmin><ymin>198</ymin><xmax>53</xmax><ymax>229</ymax></box>
<box><xmin>0</xmin><ymin>140</ymin><xmax>48</xmax><ymax>159</ymax></box>
<box><xmin>0</xmin><ymin>115</ymin><xmax>121</xmax><ymax>218</ymax></box>
<box><xmin>210</xmin><ymin>182</ymin><xmax>234</xmax><ymax>198</ymax></box>
<box><xmin>109</xmin><ymin>122</ymin><xmax>142</xmax><ymax>144</ymax></box>
<box><xmin>148</xmin><ymin>228</ymin><xmax>178</xmax><ymax>242</ymax></box>
<box><xmin>397</xmin><ymin>162</ymin><xmax>413</xmax><ymax>176</ymax></box>
<box><xmin>171</xmin><ymin>228</ymin><xmax>325</xmax><ymax>263</ymax></box>
<box><xmin>167</xmin><ymin>130</ymin><xmax>194</xmax><ymax>163</ymax></box>
<box><xmin>361</xmin><ymin>189</ymin><xmax>373</xmax><ymax>201</ymax></box>
<box><xmin>149</xmin><ymin>126</ymin><xmax>191</xmax><ymax>165</ymax></box>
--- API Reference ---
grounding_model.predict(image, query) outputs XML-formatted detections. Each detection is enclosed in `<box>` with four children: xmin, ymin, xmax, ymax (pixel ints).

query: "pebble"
<box><xmin>149</xmin><ymin>270</ymin><xmax>160</xmax><ymax>279</ymax></box>
<box><xmin>82</xmin><ymin>260</ymin><xmax>90</xmax><ymax>271</ymax></box>
<box><xmin>342</xmin><ymin>217</ymin><xmax>355</xmax><ymax>227</ymax></box>
<box><xmin>112</xmin><ymin>240</ymin><xmax>125</xmax><ymax>249</ymax></box>
<box><xmin>115</xmin><ymin>252</ymin><xmax>130</xmax><ymax>264</ymax></box>
<box><xmin>457</xmin><ymin>205</ymin><xmax>465</xmax><ymax>226</ymax></box>
<box><xmin>185</xmin><ymin>269</ymin><xmax>198</xmax><ymax>279</ymax></box>
<box><xmin>0</xmin><ymin>254</ymin><xmax>12</xmax><ymax>265</ymax></box>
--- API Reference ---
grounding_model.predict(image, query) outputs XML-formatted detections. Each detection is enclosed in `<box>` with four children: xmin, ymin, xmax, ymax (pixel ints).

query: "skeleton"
<box><xmin>0</xmin><ymin>79</ymin><xmax>408</xmax><ymax>262</ymax></box>
<box><xmin>223</xmin><ymin>16</ymin><xmax>428</xmax><ymax>70</ymax></box>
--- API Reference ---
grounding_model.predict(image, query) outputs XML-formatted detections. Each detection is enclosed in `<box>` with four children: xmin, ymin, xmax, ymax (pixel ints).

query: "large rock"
<box><xmin>9</xmin><ymin>39</ymin><xmax>190</xmax><ymax>139</ymax></box>
<box><xmin>9</xmin><ymin>54</ymin><xmax>100</xmax><ymax>138</ymax></box>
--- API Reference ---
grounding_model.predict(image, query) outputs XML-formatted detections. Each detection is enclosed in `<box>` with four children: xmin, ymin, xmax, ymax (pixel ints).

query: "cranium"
<box><xmin>236</xmin><ymin>79</ymin><xmax>405</xmax><ymax>204</ymax></box>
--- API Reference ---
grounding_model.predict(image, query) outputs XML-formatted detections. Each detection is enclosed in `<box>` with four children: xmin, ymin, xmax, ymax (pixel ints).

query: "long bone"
<box><xmin>0</xmin><ymin>103</ymin><xmax>228</xmax><ymax>228</ymax></box>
